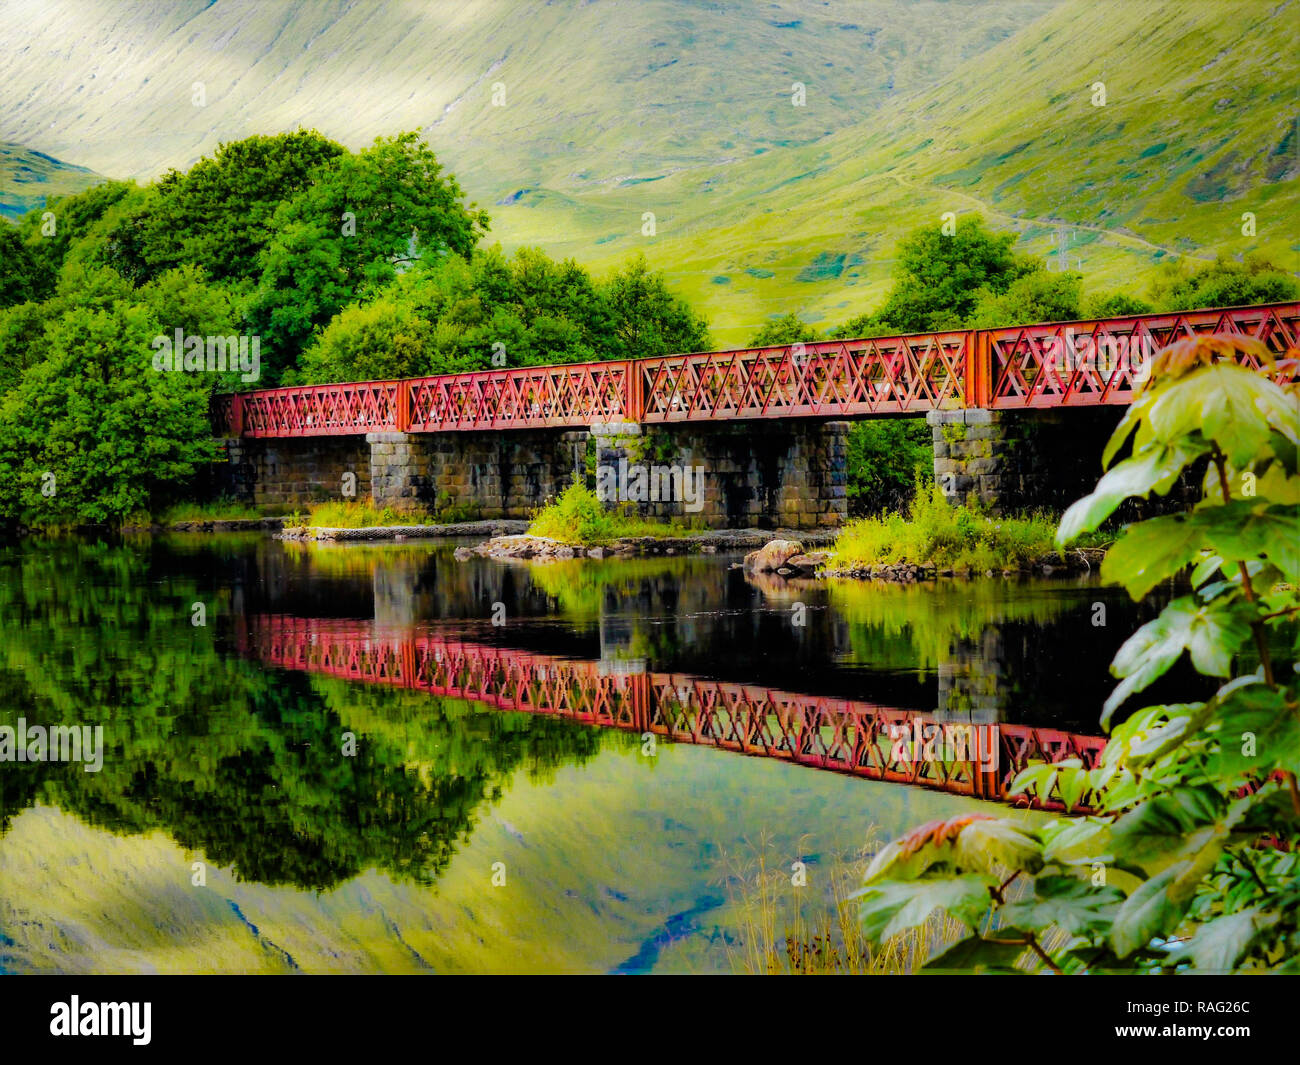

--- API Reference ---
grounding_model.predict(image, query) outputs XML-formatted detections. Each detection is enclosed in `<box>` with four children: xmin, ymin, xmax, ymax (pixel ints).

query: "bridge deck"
<box><xmin>212</xmin><ymin>302</ymin><xmax>1299</xmax><ymax>438</ymax></box>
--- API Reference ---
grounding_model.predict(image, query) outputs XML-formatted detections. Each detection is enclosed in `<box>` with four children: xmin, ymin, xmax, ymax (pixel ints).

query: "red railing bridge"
<box><xmin>213</xmin><ymin>302</ymin><xmax>1299</xmax><ymax>438</ymax></box>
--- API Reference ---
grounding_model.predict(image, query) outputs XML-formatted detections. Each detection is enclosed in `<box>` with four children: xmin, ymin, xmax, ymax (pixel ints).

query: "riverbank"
<box><xmin>280</xmin><ymin>519</ymin><xmax>529</xmax><ymax>542</ymax></box>
<box><xmin>818</xmin><ymin>548</ymin><xmax>1108</xmax><ymax>582</ymax></box>
<box><xmin>454</xmin><ymin>528</ymin><xmax>838</xmax><ymax>561</ymax></box>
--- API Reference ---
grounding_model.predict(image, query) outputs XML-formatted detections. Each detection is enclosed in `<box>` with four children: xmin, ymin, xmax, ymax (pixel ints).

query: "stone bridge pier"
<box><xmin>215</xmin><ymin>418</ymin><xmax>849</xmax><ymax>529</ymax></box>
<box><xmin>215</xmin><ymin>429</ymin><xmax>587</xmax><ymax>519</ymax></box>
<box><xmin>590</xmin><ymin>419</ymin><xmax>848</xmax><ymax>529</ymax></box>
<box><xmin>928</xmin><ymin>407</ymin><xmax>1126</xmax><ymax>514</ymax></box>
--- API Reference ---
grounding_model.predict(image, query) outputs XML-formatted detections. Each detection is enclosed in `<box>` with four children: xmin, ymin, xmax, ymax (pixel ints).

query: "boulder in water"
<box><xmin>743</xmin><ymin>539</ymin><xmax>805</xmax><ymax>574</ymax></box>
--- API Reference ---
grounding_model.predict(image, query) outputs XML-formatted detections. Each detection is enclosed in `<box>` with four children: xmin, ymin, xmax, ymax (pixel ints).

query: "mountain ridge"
<box><xmin>1</xmin><ymin>0</ymin><xmax>1295</xmax><ymax>343</ymax></box>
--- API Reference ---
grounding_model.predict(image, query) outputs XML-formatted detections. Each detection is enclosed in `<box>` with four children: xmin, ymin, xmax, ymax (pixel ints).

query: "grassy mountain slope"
<box><xmin>0</xmin><ymin>142</ymin><xmax>102</xmax><ymax>222</ymax></box>
<box><xmin>549</xmin><ymin>0</ymin><xmax>1300</xmax><ymax>342</ymax></box>
<box><xmin>1</xmin><ymin>0</ymin><xmax>1295</xmax><ymax>344</ymax></box>
<box><xmin>0</xmin><ymin>0</ymin><xmax>1054</xmax><ymax>186</ymax></box>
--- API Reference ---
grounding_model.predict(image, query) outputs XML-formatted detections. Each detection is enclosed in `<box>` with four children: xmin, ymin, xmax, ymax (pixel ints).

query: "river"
<box><xmin>0</xmin><ymin>533</ymin><xmax>1201</xmax><ymax>973</ymax></box>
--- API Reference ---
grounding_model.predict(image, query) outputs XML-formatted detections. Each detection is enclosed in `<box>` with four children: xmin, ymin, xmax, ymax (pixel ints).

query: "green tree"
<box><xmin>14</xmin><ymin>179</ymin><xmax>136</xmax><ymax>294</ymax></box>
<box><xmin>0</xmin><ymin>300</ymin><xmax>49</xmax><ymax>395</ymax></box>
<box><xmin>293</xmin><ymin>246</ymin><xmax>617</xmax><ymax>383</ymax></box>
<box><xmin>855</xmin><ymin>335</ymin><xmax>1300</xmax><ymax>973</ymax></box>
<box><xmin>873</xmin><ymin>216</ymin><xmax>1038</xmax><ymax>333</ymax></box>
<box><xmin>750</xmin><ymin>312</ymin><xmax>821</xmax><ymax>346</ymax></box>
<box><xmin>249</xmin><ymin>132</ymin><xmax>488</xmax><ymax>377</ymax></box>
<box><xmin>601</xmin><ymin>253</ymin><xmax>711</xmax><ymax>359</ymax></box>
<box><xmin>967</xmin><ymin>269</ymin><xmax>1082</xmax><ymax>328</ymax></box>
<box><xmin>295</xmin><ymin>298</ymin><xmax>438</xmax><ymax>383</ymax></box>
<box><xmin>846</xmin><ymin>420</ymin><xmax>933</xmax><ymax>515</ymax></box>
<box><xmin>0</xmin><ymin>266</ymin><xmax>217</xmax><ymax>525</ymax></box>
<box><xmin>0</xmin><ymin>224</ymin><xmax>46</xmax><ymax>309</ymax></box>
<box><xmin>1083</xmin><ymin>291</ymin><xmax>1156</xmax><ymax>319</ymax></box>
<box><xmin>1150</xmin><ymin>253</ymin><xmax>1300</xmax><ymax>312</ymax></box>
<box><xmin>137</xmin><ymin>130</ymin><xmax>346</xmax><ymax>285</ymax></box>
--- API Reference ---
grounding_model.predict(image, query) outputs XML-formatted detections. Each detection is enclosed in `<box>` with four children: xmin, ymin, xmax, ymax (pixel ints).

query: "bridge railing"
<box><xmin>222</xmin><ymin>379</ymin><xmax>405</xmax><ymax>437</ymax></box>
<box><xmin>636</xmin><ymin>330</ymin><xmax>972</xmax><ymax>421</ymax></box>
<box><xmin>985</xmin><ymin>302</ymin><xmax>1300</xmax><ymax>408</ymax></box>
<box><xmin>405</xmin><ymin>360</ymin><xmax>634</xmax><ymax>431</ymax></box>
<box><xmin>210</xmin><ymin>301</ymin><xmax>1300</xmax><ymax>437</ymax></box>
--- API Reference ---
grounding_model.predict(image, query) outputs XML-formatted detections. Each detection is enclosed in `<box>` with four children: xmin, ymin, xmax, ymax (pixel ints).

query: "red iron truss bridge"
<box><xmin>212</xmin><ymin>302</ymin><xmax>1300</xmax><ymax>438</ymax></box>
<box><xmin>240</xmin><ymin>614</ymin><xmax>1108</xmax><ymax>814</ymax></box>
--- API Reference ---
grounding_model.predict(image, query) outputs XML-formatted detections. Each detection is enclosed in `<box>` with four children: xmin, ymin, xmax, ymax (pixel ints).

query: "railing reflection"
<box><xmin>240</xmin><ymin>614</ymin><xmax>1107</xmax><ymax>813</ymax></box>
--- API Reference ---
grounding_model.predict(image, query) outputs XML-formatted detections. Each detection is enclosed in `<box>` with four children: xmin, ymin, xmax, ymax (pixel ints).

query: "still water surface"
<box><xmin>0</xmin><ymin>534</ymin><xmax>1193</xmax><ymax>973</ymax></box>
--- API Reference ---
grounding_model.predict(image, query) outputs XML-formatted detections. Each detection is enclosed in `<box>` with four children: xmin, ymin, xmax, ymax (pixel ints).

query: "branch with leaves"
<box><xmin>855</xmin><ymin>336</ymin><xmax>1300</xmax><ymax>973</ymax></box>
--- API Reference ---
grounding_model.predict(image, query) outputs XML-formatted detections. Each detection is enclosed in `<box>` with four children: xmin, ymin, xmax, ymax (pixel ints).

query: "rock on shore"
<box><xmin>741</xmin><ymin>539</ymin><xmax>831</xmax><ymax>577</ymax></box>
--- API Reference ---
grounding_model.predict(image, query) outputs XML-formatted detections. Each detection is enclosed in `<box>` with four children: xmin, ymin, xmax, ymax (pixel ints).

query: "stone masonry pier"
<box><xmin>213</xmin><ymin>420</ymin><xmax>849</xmax><ymax>528</ymax></box>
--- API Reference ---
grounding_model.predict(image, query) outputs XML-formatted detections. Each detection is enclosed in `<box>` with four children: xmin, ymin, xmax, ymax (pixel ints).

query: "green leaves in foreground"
<box><xmin>858</xmin><ymin>338</ymin><xmax>1300</xmax><ymax>974</ymax></box>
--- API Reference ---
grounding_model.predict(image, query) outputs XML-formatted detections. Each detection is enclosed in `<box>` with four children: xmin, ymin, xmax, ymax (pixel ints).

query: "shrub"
<box><xmin>854</xmin><ymin>336</ymin><xmax>1300</xmax><ymax>973</ymax></box>
<box><xmin>832</xmin><ymin>481</ymin><xmax>1069</xmax><ymax>571</ymax></box>
<box><xmin>527</xmin><ymin>481</ymin><xmax>689</xmax><ymax>544</ymax></box>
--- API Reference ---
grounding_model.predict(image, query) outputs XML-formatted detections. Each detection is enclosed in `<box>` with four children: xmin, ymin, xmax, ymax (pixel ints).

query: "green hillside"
<box><xmin>1</xmin><ymin>0</ymin><xmax>1295</xmax><ymax>344</ymax></box>
<box><xmin>0</xmin><ymin>142</ymin><xmax>102</xmax><ymax>222</ymax></box>
<box><xmin>550</xmin><ymin>0</ymin><xmax>1300</xmax><ymax>342</ymax></box>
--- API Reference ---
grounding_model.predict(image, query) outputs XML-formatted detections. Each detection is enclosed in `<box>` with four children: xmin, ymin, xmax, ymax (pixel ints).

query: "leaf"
<box><xmin>1041</xmin><ymin>819</ymin><xmax>1111</xmax><ymax>863</ymax></box>
<box><xmin>1145</xmin><ymin>363</ymin><xmax>1299</xmax><ymax>467</ymax></box>
<box><xmin>1101</xmin><ymin>515</ymin><xmax>1202</xmax><ymax>600</ymax></box>
<box><xmin>1205</xmin><ymin>682</ymin><xmax>1300</xmax><ymax>779</ymax></box>
<box><xmin>954</xmin><ymin>818</ymin><xmax>1044</xmax><ymax>876</ymax></box>
<box><xmin>1110</xmin><ymin>863</ymin><xmax>1194</xmax><ymax>958</ymax></box>
<box><xmin>1110</xmin><ymin>786</ymin><xmax>1224</xmax><ymax>869</ymax></box>
<box><xmin>1124</xmin><ymin>703</ymin><xmax>1210</xmax><ymax>767</ymax></box>
<box><xmin>861</xmin><ymin>813</ymin><xmax>997</xmax><ymax>884</ymax></box>
<box><xmin>922</xmin><ymin>932</ymin><xmax>1030</xmax><ymax>973</ymax></box>
<box><xmin>1104</xmin><ymin>597</ymin><xmax>1251</xmax><ymax>722</ymax></box>
<box><xmin>1007</xmin><ymin>762</ymin><xmax>1053</xmax><ymax>798</ymax></box>
<box><xmin>1058</xmin><ymin>766</ymin><xmax>1092</xmax><ymax>812</ymax></box>
<box><xmin>1191</xmin><ymin>501</ymin><xmax>1300</xmax><ymax>585</ymax></box>
<box><xmin>1000</xmin><ymin>875</ymin><xmax>1125</xmax><ymax>937</ymax></box>
<box><xmin>1184</xmin><ymin>908</ymin><xmax>1278</xmax><ymax>971</ymax></box>
<box><xmin>1057</xmin><ymin>439</ymin><xmax>1209</xmax><ymax>545</ymax></box>
<box><xmin>856</xmin><ymin>875</ymin><xmax>995</xmax><ymax>944</ymax></box>
<box><xmin>1189</xmin><ymin>551</ymin><xmax>1225</xmax><ymax>589</ymax></box>
<box><xmin>1102</xmin><ymin>388</ymin><xmax>1155</xmax><ymax>469</ymax></box>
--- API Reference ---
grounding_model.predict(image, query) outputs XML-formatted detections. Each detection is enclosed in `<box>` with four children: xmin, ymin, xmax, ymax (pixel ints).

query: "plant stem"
<box><xmin>988</xmin><ymin>875</ymin><xmax>1063</xmax><ymax>975</ymax></box>
<box><xmin>1210</xmin><ymin>447</ymin><xmax>1276</xmax><ymax>690</ymax></box>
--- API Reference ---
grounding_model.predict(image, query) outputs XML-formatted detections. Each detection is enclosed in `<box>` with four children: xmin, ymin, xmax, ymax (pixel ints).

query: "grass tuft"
<box><xmin>831</xmin><ymin>481</ymin><xmax>1094</xmax><ymax>572</ymax></box>
<box><xmin>156</xmin><ymin>499</ymin><xmax>264</xmax><ymax>523</ymax></box>
<box><xmin>526</xmin><ymin>481</ymin><xmax>691</xmax><ymax>545</ymax></box>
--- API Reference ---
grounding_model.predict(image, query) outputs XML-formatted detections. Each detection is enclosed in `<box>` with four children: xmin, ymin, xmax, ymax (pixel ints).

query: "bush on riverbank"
<box><xmin>289</xmin><ymin>501</ymin><xmax>474</xmax><ymax>528</ymax></box>
<box><xmin>527</xmin><ymin>481</ymin><xmax>691</xmax><ymax>544</ymax></box>
<box><xmin>155</xmin><ymin>499</ymin><xmax>266</xmax><ymax>523</ymax></box>
<box><xmin>830</xmin><ymin>482</ymin><xmax>1085</xmax><ymax>572</ymax></box>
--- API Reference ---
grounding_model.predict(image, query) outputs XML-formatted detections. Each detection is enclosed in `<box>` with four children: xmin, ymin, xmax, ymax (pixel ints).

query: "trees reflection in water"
<box><xmin>0</xmin><ymin>538</ymin><xmax>610</xmax><ymax>890</ymax></box>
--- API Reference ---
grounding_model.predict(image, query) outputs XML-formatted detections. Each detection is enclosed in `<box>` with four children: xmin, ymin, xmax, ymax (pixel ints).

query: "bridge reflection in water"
<box><xmin>239</xmin><ymin>614</ymin><xmax>1107</xmax><ymax>814</ymax></box>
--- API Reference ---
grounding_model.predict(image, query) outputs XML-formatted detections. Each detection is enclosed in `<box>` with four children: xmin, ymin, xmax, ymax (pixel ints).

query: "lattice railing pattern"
<box><xmin>636</xmin><ymin>331</ymin><xmax>971</xmax><ymax>422</ymax></box>
<box><xmin>406</xmin><ymin>362</ymin><xmax>632</xmax><ymax>431</ymax></box>
<box><xmin>211</xmin><ymin>302</ymin><xmax>1300</xmax><ymax>437</ymax></box>
<box><xmin>987</xmin><ymin>303</ymin><xmax>1300</xmax><ymax>408</ymax></box>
